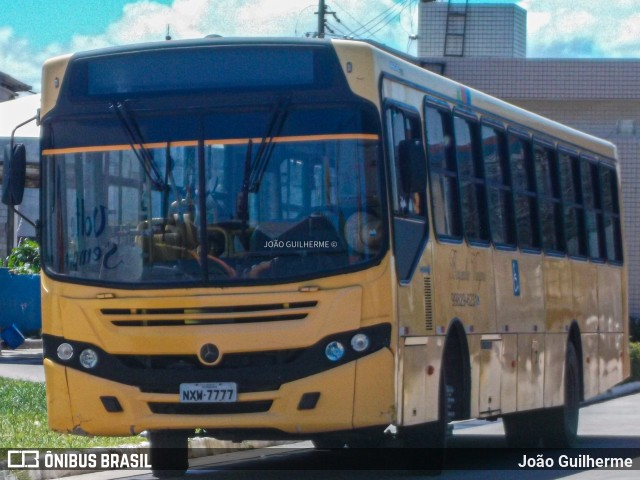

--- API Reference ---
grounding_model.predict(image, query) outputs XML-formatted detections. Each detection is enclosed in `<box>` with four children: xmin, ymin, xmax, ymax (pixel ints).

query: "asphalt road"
<box><xmin>0</xmin><ymin>341</ymin><xmax>44</xmax><ymax>382</ymax></box>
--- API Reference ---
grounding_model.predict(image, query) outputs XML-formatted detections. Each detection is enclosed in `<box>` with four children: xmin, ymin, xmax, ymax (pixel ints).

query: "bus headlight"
<box><xmin>325</xmin><ymin>341</ymin><xmax>345</xmax><ymax>362</ymax></box>
<box><xmin>57</xmin><ymin>343</ymin><xmax>74</xmax><ymax>361</ymax></box>
<box><xmin>350</xmin><ymin>333</ymin><xmax>370</xmax><ymax>352</ymax></box>
<box><xmin>79</xmin><ymin>349</ymin><xmax>99</xmax><ymax>369</ymax></box>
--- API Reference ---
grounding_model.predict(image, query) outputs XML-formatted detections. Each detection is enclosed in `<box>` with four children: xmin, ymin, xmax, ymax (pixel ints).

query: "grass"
<box><xmin>0</xmin><ymin>377</ymin><xmax>144</xmax><ymax>454</ymax></box>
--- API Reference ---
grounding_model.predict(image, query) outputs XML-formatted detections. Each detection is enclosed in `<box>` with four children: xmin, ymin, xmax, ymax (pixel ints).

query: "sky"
<box><xmin>1</xmin><ymin>0</ymin><xmax>640</xmax><ymax>93</ymax></box>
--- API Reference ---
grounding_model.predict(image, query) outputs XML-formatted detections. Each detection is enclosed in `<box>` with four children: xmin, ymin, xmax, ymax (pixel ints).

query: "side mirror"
<box><xmin>2</xmin><ymin>143</ymin><xmax>27</xmax><ymax>206</ymax></box>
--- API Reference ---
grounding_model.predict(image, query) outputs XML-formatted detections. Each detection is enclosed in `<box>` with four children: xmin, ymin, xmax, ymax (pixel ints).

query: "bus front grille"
<box><xmin>102</xmin><ymin>301</ymin><xmax>318</xmax><ymax>326</ymax></box>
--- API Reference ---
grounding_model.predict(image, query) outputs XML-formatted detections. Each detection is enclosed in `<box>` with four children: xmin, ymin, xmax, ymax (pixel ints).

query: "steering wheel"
<box><xmin>188</xmin><ymin>250</ymin><xmax>236</xmax><ymax>277</ymax></box>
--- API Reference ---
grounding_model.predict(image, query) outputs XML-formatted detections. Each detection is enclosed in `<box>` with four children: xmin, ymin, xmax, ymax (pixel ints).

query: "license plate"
<box><xmin>179</xmin><ymin>382</ymin><xmax>237</xmax><ymax>403</ymax></box>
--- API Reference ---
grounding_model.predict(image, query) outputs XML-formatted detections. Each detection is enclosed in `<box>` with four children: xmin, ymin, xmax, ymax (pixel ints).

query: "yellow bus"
<box><xmin>5</xmin><ymin>38</ymin><xmax>628</xmax><ymax>474</ymax></box>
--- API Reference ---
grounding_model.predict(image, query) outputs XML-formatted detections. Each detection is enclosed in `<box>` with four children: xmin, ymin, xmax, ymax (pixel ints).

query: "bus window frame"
<box><xmin>558</xmin><ymin>145</ymin><xmax>589</xmax><ymax>262</ymax></box>
<box><xmin>382</xmin><ymin>99</ymin><xmax>430</xmax><ymax>284</ymax></box>
<box><xmin>424</xmin><ymin>97</ymin><xmax>463</xmax><ymax>245</ymax></box>
<box><xmin>480</xmin><ymin>118</ymin><xmax>516</xmax><ymax>251</ymax></box>
<box><xmin>452</xmin><ymin>107</ymin><xmax>490</xmax><ymax>247</ymax></box>
<box><xmin>532</xmin><ymin>137</ymin><xmax>565</xmax><ymax>256</ymax></box>
<box><xmin>506</xmin><ymin>128</ymin><xmax>541</xmax><ymax>254</ymax></box>
<box><xmin>580</xmin><ymin>153</ymin><xmax>607</xmax><ymax>263</ymax></box>
<box><xmin>599</xmin><ymin>163</ymin><xmax>624</xmax><ymax>265</ymax></box>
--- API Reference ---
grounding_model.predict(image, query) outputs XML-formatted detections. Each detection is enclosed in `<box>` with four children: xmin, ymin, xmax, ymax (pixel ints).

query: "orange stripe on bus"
<box><xmin>42</xmin><ymin>134</ymin><xmax>379</xmax><ymax>155</ymax></box>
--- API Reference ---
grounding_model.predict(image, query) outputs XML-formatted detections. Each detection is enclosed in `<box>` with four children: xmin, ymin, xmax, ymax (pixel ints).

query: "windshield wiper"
<box><xmin>109</xmin><ymin>101</ymin><xmax>166</xmax><ymax>190</ymax></box>
<box><xmin>248</xmin><ymin>96</ymin><xmax>290</xmax><ymax>193</ymax></box>
<box><xmin>237</xmin><ymin>138</ymin><xmax>253</xmax><ymax>224</ymax></box>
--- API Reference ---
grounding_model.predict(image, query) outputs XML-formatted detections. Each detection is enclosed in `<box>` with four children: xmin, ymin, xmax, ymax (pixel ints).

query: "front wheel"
<box><xmin>148</xmin><ymin>430</ymin><xmax>190</xmax><ymax>478</ymax></box>
<box><xmin>402</xmin><ymin>369</ymin><xmax>448</xmax><ymax>474</ymax></box>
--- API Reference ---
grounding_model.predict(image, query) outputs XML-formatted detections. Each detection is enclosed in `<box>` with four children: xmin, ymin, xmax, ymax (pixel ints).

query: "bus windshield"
<box><xmin>42</xmin><ymin>104</ymin><xmax>385</xmax><ymax>286</ymax></box>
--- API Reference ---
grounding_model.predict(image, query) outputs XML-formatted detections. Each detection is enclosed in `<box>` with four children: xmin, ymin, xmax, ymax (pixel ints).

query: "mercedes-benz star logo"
<box><xmin>199</xmin><ymin>343</ymin><xmax>220</xmax><ymax>365</ymax></box>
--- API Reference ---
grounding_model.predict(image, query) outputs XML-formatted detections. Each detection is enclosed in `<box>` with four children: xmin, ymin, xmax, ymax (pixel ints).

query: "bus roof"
<box><xmin>43</xmin><ymin>36</ymin><xmax>616</xmax><ymax>161</ymax></box>
<box><xmin>343</xmin><ymin>39</ymin><xmax>617</xmax><ymax>160</ymax></box>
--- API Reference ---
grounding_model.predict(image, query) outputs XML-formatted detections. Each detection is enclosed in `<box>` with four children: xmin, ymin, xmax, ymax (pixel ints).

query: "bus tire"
<box><xmin>541</xmin><ymin>341</ymin><xmax>580</xmax><ymax>448</ymax></box>
<box><xmin>149</xmin><ymin>430</ymin><xmax>190</xmax><ymax>478</ymax></box>
<box><xmin>403</xmin><ymin>368</ymin><xmax>448</xmax><ymax>474</ymax></box>
<box><xmin>502</xmin><ymin>411</ymin><xmax>543</xmax><ymax>447</ymax></box>
<box><xmin>311</xmin><ymin>436</ymin><xmax>347</xmax><ymax>449</ymax></box>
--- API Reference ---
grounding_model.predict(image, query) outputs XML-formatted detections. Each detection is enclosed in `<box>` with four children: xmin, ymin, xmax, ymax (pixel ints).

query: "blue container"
<box><xmin>0</xmin><ymin>268</ymin><xmax>41</xmax><ymax>335</ymax></box>
<box><xmin>1</xmin><ymin>323</ymin><xmax>26</xmax><ymax>349</ymax></box>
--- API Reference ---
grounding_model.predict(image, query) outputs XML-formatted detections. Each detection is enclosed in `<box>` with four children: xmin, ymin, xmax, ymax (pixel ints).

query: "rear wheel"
<box><xmin>503</xmin><ymin>341</ymin><xmax>581</xmax><ymax>448</ymax></box>
<box><xmin>541</xmin><ymin>341</ymin><xmax>580</xmax><ymax>447</ymax></box>
<box><xmin>149</xmin><ymin>430</ymin><xmax>190</xmax><ymax>478</ymax></box>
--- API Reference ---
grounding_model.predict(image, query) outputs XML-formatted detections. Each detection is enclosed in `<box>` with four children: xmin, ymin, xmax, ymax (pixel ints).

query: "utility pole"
<box><xmin>317</xmin><ymin>0</ymin><xmax>326</xmax><ymax>38</ymax></box>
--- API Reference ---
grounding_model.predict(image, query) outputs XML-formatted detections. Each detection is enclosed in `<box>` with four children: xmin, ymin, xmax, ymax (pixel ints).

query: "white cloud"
<box><xmin>2</xmin><ymin>0</ymin><xmax>419</xmax><ymax>92</ymax></box>
<box><xmin>520</xmin><ymin>0</ymin><xmax>640</xmax><ymax>58</ymax></box>
<box><xmin>0</xmin><ymin>27</ymin><xmax>42</xmax><ymax>91</ymax></box>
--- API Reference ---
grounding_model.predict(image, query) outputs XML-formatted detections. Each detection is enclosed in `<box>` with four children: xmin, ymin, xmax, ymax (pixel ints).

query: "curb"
<box><xmin>0</xmin><ymin>338</ymin><xmax>42</xmax><ymax>351</ymax></box>
<box><xmin>581</xmin><ymin>380</ymin><xmax>640</xmax><ymax>407</ymax></box>
<box><xmin>19</xmin><ymin>338</ymin><xmax>43</xmax><ymax>350</ymax></box>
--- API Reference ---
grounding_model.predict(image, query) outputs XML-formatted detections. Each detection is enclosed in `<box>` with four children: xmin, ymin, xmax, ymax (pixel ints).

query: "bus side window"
<box><xmin>559</xmin><ymin>151</ymin><xmax>587</xmax><ymax>257</ymax></box>
<box><xmin>426</xmin><ymin>105</ymin><xmax>462</xmax><ymax>239</ymax></box>
<box><xmin>482</xmin><ymin>125</ymin><xmax>515</xmax><ymax>246</ymax></box>
<box><xmin>454</xmin><ymin>115</ymin><xmax>489</xmax><ymax>243</ymax></box>
<box><xmin>508</xmin><ymin>135</ymin><xmax>540</xmax><ymax>250</ymax></box>
<box><xmin>534</xmin><ymin>143</ymin><xmax>563</xmax><ymax>253</ymax></box>
<box><xmin>599</xmin><ymin>165</ymin><xmax>623</xmax><ymax>263</ymax></box>
<box><xmin>387</xmin><ymin>106</ymin><xmax>426</xmax><ymax>217</ymax></box>
<box><xmin>580</xmin><ymin>159</ymin><xmax>605</xmax><ymax>260</ymax></box>
<box><xmin>398</xmin><ymin>138</ymin><xmax>427</xmax><ymax>216</ymax></box>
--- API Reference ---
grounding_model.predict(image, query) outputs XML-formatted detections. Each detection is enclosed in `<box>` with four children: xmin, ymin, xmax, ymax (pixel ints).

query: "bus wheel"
<box><xmin>311</xmin><ymin>436</ymin><xmax>347</xmax><ymax>449</ymax></box>
<box><xmin>403</xmin><ymin>370</ymin><xmax>448</xmax><ymax>474</ymax></box>
<box><xmin>541</xmin><ymin>341</ymin><xmax>580</xmax><ymax>448</ymax></box>
<box><xmin>502</xmin><ymin>411</ymin><xmax>543</xmax><ymax>447</ymax></box>
<box><xmin>149</xmin><ymin>430</ymin><xmax>190</xmax><ymax>478</ymax></box>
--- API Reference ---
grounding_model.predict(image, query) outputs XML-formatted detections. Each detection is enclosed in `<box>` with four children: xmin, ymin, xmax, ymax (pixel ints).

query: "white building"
<box><xmin>0</xmin><ymin>93</ymin><xmax>40</xmax><ymax>255</ymax></box>
<box><xmin>418</xmin><ymin>1</ymin><xmax>640</xmax><ymax>317</ymax></box>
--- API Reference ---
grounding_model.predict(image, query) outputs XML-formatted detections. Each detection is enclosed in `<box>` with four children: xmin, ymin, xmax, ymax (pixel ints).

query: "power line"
<box><xmin>314</xmin><ymin>0</ymin><xmax>418</xmax><ymax>44</ymax></box>
<box><xmin>328</xmin><ymin>0</ymin><xmax>415</xmax><ymax>43</ymax></box>
<box><xmin>341</xmin><ymin>0</ymin><xmax>411</xmax><ymax>38</ymax></box>
<box><xmin>330</xmin><ymin>0</ymin><xmax>387</xmax><ymax>42</ymax></box>
<box><xmin>362</xmin><ymin>0</ymin><xmax>413</xmax><ymax>38</ymax></box>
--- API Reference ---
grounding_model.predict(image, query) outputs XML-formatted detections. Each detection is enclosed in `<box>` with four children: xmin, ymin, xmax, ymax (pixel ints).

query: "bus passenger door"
<box><xmin>384</xmin><ymin>103</ymin><xmax>434</xmax><ymax>425</ymax></box>
<box><xmin>385</xmin><ymin>105</ymin><xmax>428</xmax><ymax>285</ymax></box>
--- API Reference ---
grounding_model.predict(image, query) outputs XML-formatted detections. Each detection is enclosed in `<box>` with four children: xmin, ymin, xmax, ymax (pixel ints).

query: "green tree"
<box><xmin>5</xmin><ymin>239</ymin><xmax>40</xmax><ymax>274</ymax></box>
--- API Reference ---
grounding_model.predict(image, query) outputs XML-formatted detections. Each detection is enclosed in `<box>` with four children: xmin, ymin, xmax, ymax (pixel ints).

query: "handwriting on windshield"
<box><xmin>65</xmin><ymin>201</ymin><xmax>123</xmax><ymax>272</ymax></box>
